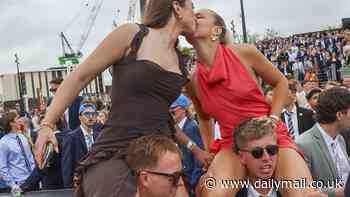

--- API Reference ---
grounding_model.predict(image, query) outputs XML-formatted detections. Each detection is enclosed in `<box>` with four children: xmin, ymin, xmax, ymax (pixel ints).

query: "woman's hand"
<box><xmin>34</xmin><ymin>126</ymin><xmax>59</xmax><ymax>169</ymax></box>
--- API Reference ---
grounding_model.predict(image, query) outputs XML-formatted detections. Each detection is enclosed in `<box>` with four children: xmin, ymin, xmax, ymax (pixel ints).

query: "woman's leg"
<box><xmin>274</xmin><ymin>148</ymin><xmax>316</xmax><ymax>197</ymax></box>
<box><xmin>196</xmin><ymin>149</ymin><xmax>246</xmax><ymax>197</ymax></box>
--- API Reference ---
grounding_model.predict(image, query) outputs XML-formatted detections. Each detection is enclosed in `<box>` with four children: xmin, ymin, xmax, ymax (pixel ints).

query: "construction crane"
<box><xmin>127</xmin><ymin>0</ymin><xmax>138</xmax><ymax>22</ymax></box>
<box><xmin>58</xmin><ymin>0</ymin><xmax>104</xmax><ymax>66</ymax></box>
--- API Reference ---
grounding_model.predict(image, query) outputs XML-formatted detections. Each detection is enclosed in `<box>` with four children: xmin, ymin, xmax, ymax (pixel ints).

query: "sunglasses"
<box><xmin>142</xmin><ymin>170</ymin><xmax>184</xmax><ymax>186</ymax></box>
<box><xmin>49</xmin><ymin>88</ymin><xmax>57</xmax><ymax>93</ymax></box>
<box><xmin>82</xmin><ymin>111</ymin><xmax>98</xmax><ymax>118</ymax></box>
<box><xmin>240</xmin><ymin>144</ymin><xmax>279</xmax><ymax>159</ymax></box>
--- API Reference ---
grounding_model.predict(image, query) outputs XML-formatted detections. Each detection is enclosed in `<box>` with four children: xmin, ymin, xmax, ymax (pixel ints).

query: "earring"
<box><xmin>211</xmin><ymin>35</ymin><xmax>218</xmax><ymax>41</ymax></box>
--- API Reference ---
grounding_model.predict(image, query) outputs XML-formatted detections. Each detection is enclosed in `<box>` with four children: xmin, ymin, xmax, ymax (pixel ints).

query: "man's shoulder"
<box><xmin>296</xmin><ymin>126</ymin><xmax>317</xmax><ymax>145</ymax></box>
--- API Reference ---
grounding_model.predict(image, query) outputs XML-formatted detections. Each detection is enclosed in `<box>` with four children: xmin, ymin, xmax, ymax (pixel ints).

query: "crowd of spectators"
<box><xmin>256</xmin><ymin>29</ymin><xmax>350</xmax><ymax>84</ymax></box>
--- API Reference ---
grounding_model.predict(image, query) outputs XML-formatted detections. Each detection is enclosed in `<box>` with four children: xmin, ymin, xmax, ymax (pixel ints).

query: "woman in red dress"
<box><xmin>185</xmin><ymin>9</ymin><xmax>317</xmax><ymax>197</ymax></box>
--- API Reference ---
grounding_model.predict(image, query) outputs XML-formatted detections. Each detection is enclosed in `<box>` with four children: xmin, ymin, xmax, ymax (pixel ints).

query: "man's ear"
<box><xmin>139</xmin><ymin>171</ymin><xmax>150</xmax><ymax>187</ymax></box>
<box><xmin>237</xmin><ymin>151</ymin><xmax>247</xmax><ymax>165</ymax></box>
<box><xmin>336</xmin><ymin>111</ymin><xmax>343</xmax><ymax>121</ymax></box>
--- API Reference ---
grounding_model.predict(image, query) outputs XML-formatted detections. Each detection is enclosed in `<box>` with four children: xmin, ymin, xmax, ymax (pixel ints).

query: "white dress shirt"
<box><xmin>317</xmin><ymin>123</ymin><xmax>350</xmax><ymax>183</ymax></box>
<box><xmin>80</xmin><ymin>126</ymin><xmax>94</xmax><ymax>151</ymax></box>
<box><xmin>247</xmin><ymin>184</ymin><xmax>277</xmax><ymax>197</ymax></box>
<box><xmin>177</xmin><ymin>117</ymin><xmax>187</xmax><ymax>130</ymax></box>
<box><xmin>283</xmin><ymin>105</ymin><xmax>300</xmax><ymax>138</ymax></box>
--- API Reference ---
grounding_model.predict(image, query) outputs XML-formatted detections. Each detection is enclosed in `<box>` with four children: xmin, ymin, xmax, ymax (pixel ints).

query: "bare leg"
<box><xmin>274</xmin><ymin>148</ymin><xmax>316</xmax><ymax>197</ymax></box>
<box><xmin>196</xmin><ymin>149</ymin><xmax>246</xmax><ymax>197</ymax></box>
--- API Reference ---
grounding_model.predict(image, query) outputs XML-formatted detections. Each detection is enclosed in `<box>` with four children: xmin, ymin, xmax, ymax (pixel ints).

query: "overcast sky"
<box><xmin>0</xmin><ymin>0</ymin><xmax>349</xmax><ymax>74</ymax></box>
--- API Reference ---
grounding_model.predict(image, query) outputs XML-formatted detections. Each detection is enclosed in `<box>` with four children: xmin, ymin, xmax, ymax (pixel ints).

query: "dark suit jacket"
<box><xmin>236</xmin><ymin>187</ymin><xmax>282</xmax><ymax>197</ymax></box>
<box><xmin>48</xmin><ymin>96</ymin><xmax>82</xmax><ymax>131</ymax></box>
<box><xmin>281</xmin><ymin>105</ymin><xmax>315</xmax><ymax>136</ymax></box>
<box><xmin>41</xmin><ymin>128</ymin><xmax>71</xmax><ymax>190</ymax></box>
<box><xmin>61</xmin><ymin>126</ymin><xmax>100</xmax><ymax>188</ymax></box>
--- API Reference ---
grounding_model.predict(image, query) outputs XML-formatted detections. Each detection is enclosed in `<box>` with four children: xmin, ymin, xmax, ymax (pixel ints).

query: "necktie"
<box><xmin>15</xmin><ymin>135</ymin><xmax>32</xmax><ymax>172</ymax></box>
<box><xmin>85</xmin><ymin>134</ymin><xmax>93</xmax><ymax>151</ymax></box>
<box><xmin>286</xmin><ymin>112</ymin><xmax>295</xmax><ymax>139</ymax></box>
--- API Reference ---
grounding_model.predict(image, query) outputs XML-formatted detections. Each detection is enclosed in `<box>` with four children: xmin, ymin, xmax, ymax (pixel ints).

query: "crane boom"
<box><xmin>76</xmin><ymin>0</ymin><xmax>104</xmax><ymax>53</ymax></box>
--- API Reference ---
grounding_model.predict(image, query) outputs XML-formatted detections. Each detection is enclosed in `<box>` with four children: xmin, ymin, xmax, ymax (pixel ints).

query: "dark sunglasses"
<box><xmin>240</xmin><ymin>144</ymin><xmax>279</xmax><ymax>159</ymax></box>
<box><xmin>143</xmin><ymin>170</ymin><xmax>184</xmax><ymax>186</ymax></box>
<box><xmin>49</xmin><ymin>88</ymin><xmax>57</xmax><ymax>92</ymax></box>
<box><xmin>82</xmin><ymin>111</ymin><xmax>98</xmax><ymax>118</ymax></box>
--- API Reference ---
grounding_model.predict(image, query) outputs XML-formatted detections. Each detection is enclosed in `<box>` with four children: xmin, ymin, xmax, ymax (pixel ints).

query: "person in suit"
<box><xmin>48</xmin><ymin>78</ymin><xmax>83</xmax><ymax>131</ymax></box>
<box><xmin>281</xmin><ymin>83</ymin><xmax>315</xmax><ymax>139</ymax></box>
<box><xmin>234</xmin><ymin>117</ymin><xmax>282</xmax><ymax>197</ymax></box>
<box><xmin>278</xmin><ymin>60</ymin><xmax>293</xmax><ymax>77</ymax></box>
<box><xmin>296</xmin><ymin>88</ymin><xmax>350</xmax><ymax>197</ymax></box>
<box><xmin>61</xmin><ymin>103</ymin><xmax>100</xmax><ymax>188</ymax></box>
<box><xmin>170</xmin><ymin>94</ymin><xmax>205</xmax><ymax>197</ymax></box>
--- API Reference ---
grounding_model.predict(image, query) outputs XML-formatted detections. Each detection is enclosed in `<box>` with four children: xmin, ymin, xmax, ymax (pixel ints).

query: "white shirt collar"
<box><xmin>248</xmin><ymin>183</ymin><xmax>276</xmax><ymax>197</ymax></box>
<box><xmin>316</xmin><ymin>123</ymin><xmax>340</xmax><ymax>147</ymax></box>
<box><xmin>80</xmin><ymin>125</ymin><xmax>93</xmax><ymax>137</ymax></box>
<box><xmin>177</xmin><ymin>117</ymin><xmax>187</xmax><ymax>130</ymax></box>
<box><xmin>284</xmin><ymin>104</ymin><xmax>297</xmax><ymax>114</ymax></box>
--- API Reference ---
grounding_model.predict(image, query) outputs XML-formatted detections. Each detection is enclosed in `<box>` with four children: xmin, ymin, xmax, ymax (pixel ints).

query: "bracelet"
<box><xmin>40</xmin><ymin>122</ymin><xmax>55</xmax><ymax>130</ymax></box>
<box><xmin>186</xmin><ymin>140</ymin><xmax>196</xmax><ymax>151</ymax></box>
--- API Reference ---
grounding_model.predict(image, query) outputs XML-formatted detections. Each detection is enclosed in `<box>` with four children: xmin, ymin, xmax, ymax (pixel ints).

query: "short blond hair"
<box><xmin>127</xmin><ymin>135</ymin><xmax>181</xmax><ymax>173</ymax></box>
<box><xmin>233</xmin><ymin>117</ymin><xmax>276</xmax><ymax>153</ymax></box>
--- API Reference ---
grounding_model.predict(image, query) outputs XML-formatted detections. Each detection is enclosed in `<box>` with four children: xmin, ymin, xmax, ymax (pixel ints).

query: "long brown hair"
<box><xmin>143</xmin><ymin>0</ymin><xmax>186</xmax><ymax>28</ymax></box>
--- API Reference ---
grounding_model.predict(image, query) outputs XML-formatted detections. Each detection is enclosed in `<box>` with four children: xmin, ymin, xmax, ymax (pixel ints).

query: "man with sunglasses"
<box><xmin>127</xmin><ymin>135</ymin><xmax>187</xmax><ymax>197</ymax></box>
<box><xmin>234</xmin><ymin>117</ymin><xmax>282</xmax><ymax>197</ymax></box>
<box><xmin>61</xmin><ymin>103</ymin><xmax>101</xmax><ymax>188</ymax></box>
<box><xmin>296</xmin><ymin>88</ymin><xmax>350</xmax><ymax>197</ymax></box>
<box><xmin>170</xmin><ymin>94</ymin><xmax>205</xmax><ymax>196</ymax></box>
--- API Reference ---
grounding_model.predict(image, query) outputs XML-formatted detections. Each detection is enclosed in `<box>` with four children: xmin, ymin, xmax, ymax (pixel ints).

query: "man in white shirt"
<box><xmin>282</xmin><ymin>83</ymin><xmax>315</xmax><ymax>139</ymax></box>
<box><xmin>297</xmin><ymin>88</ymin><xmax>350</xmax><ymax>197</ymax></box>
<box><xmin>234</xmin><ymin>117</ymin><xmax>281</xmax><ymax>197</ymax></box>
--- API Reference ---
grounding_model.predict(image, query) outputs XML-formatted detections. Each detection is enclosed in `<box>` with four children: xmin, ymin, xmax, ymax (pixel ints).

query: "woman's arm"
<box><xmin>35</xmin><ymin>23</ymin><xmax>139</xmax><ymax>167</ymax></box>
<box><xmin>43</xmin><ymin>23</ymin><xmax>139</xmax><ymax>125</ymax></box>
<box><xmin>228</xmin><ymin>44</ymin><xmax>288</xmax><ymax>117</ymax></box>
<box><xmin>185</xmin><ymin>75</ymin><xmax>214</xmax><ymax>151</ymax></box>
<box><xmin>247</xmin><ymin>45</ymin><xmax>288</xmax><ymax>117</ymax></box>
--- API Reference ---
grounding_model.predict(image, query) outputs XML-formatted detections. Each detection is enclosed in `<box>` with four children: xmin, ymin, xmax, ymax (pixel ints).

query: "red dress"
<box><xmin>195</xmin><ymin>44</ymin><xmax>299</xmax><ymax>154</ymax></box>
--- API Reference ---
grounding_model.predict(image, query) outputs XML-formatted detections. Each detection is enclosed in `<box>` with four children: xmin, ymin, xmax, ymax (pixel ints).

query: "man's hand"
<box><xmin>192</xmin><ymin>146</ymin><xmax>215</xmax><ymax>171</ymax></box>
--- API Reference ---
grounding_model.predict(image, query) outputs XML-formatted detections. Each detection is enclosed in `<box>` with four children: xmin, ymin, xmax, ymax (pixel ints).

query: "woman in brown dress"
<box><xmin>34</xmin><ymin>0</ymin><xmax>213</xmax><ymax>196</ymax></box>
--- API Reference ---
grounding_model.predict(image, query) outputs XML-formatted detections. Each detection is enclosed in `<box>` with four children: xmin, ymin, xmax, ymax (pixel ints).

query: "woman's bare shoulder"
<box><xmin>111</xmin><ymin>23</ymin><xmax>140</xmax><ymax>39</ymax></box>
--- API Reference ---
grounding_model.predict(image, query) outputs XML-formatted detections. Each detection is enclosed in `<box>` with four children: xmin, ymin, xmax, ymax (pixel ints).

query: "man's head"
<box><xmin>315</xmin><ymin>88</ymin><xmax>350</xmax><ymax>130</ymax></box>
<box><xmin>127</xmin><ymin>135</ymin><xmax>182</xmax><ymax>197</ymax></box>
<box><xmin>2</xmin><ymin>112</ymin><xmax>18</xmax><ymax>134</ymax></box>
<box><xmin>234</xmin><ymin>117</ymin><xmax>278</xmax><ymax>181</ymax></box>
<box><xmin>306</xmin><ymin>88</ymin><xmax>322</xmax><ymax>111</ymax></box>
<box><xmin>302</xmin><ymin>80</ymin><xmax>318</xmax><ymax>93</ymax></box>
<box><xmin>285</xmin><ymin>83</ymin><xmax>297</xmax><ymax>107</ymax></box>
<box><xmin>263</xmin><ymin>86</ymin><xmax>274</xmax><ymax>105</ymax></box>
<box><xmin>49</xmin><ymin>78</ymin><xmax>63</xmax><ymax>95</ymax></box>
<box><xmin>78</xmin><ymin>103</ymin><xmax>97</xmax><ymax>129</ymax></box>
<box><xmin>170</xmin><ymin>94</ymin><xmax>190</xmax><ymax>122</ymax></box>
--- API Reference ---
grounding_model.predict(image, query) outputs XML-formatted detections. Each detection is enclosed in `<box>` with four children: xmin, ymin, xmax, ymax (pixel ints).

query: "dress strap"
<box><xmin>127</xmin><ymin>24</ymin><xmax>149</xmax><ymax>59</ymax></box>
